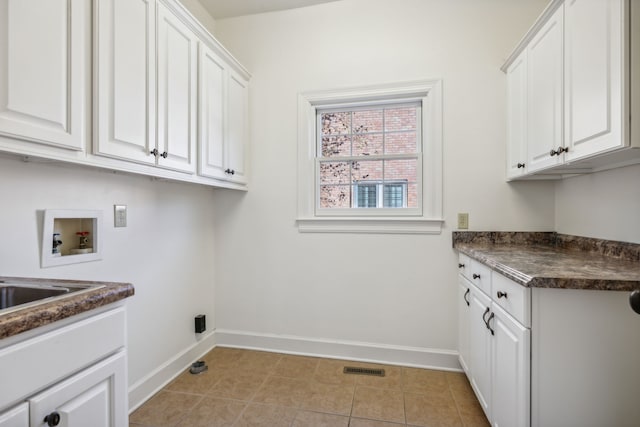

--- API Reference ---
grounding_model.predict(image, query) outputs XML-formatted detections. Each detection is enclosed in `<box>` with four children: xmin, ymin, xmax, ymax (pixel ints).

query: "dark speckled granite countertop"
<box><xmin>453</xmin><ymin>232</ymin><xmax>640</xmax><ymax>291</ymax></box>
<box><xmin>0</xmin><ymin>276</ymin><xmax>134</xmax><ymax>340</ymax></box>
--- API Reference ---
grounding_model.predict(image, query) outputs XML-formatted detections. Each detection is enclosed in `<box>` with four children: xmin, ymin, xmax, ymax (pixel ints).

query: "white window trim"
<box><xmin>296</xmin><ymin>80</ymin><xmax>443</xmax><ymax>234</ymax></box>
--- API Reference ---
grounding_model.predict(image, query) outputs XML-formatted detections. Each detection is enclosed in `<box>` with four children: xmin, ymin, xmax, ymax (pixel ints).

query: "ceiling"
<box><xmin>198</xmin><ymin>0</ymin><xmax>342</xmax><ymax>19</ymax></box>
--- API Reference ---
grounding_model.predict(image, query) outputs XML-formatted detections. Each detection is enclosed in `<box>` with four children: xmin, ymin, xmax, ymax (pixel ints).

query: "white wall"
<box><xmin>212</xmin><ymin>0</ymin><xmax>553</xmax><ymax>367</ymax></box>
<box><xmin>0</xmin><ymin>154</ymin><xmax>216</xmax><ymax>408</ymax></box>
<box><xmin>555</xmin><ymin>164</ymin><xmax>640</xmax><ymax>244</ymax></box>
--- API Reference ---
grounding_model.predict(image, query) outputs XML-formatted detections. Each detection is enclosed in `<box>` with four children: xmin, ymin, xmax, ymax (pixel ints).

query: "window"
<box><xmin>297</xmin><ymin>80</ymin><xmax>443</xmax><ymax>234</ymax></box>
<box><xmin>318</xmin><ymin>103</ymin><xmax>419</xmax><ymax>213</ymax></box>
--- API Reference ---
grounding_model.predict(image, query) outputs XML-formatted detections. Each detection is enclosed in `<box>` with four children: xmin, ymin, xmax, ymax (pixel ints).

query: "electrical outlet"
<box><xmin>458</xmin><ymin>213</ymin><xmax>469</xmax><ymax>229</ymax></box>
<box><xmin>114</xmin><ymin>205</ymin><xmax>127</xmax><ymax>228</ymax></box>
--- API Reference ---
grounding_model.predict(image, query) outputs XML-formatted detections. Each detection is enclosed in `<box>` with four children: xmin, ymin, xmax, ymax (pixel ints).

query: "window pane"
<box><xmin>319</xmin><ymin>161</ymin><xmax>351</xmax><ymax>184</ymax></box>
<box><xmin>320</xmin><ymin>185</ymin><xmax>351</xmax><ymax>208</ymax></box>
<box><xmin>385</xmin><ymin>107</ymin><xmax>417</xmax><ymax>132</ymax></box>
<box><xmin>353</xmin><ymin>133</ymin><xmax>383</xmax><ymax>156</ymax></box>
<box><xmin>385</xmin><ymin>132</ymin><xmax>417</xmax><ymax>154</ymax></box>
<box><xmin>322</xmin><ymin>135</ymin><xmax>351</xmax><ymax>157</ymax></box>
<box><xmin>352</xmin><ymin>160</ymin><xmax>383</xmax><ymax>182</ymax></box>
<box><xmin>353</xmin><ymin>110</ymin><xmax>383</xmax><ymax>133</ymax></box>
<box><xmin>355</xmin><ymin>184</ymin><xmax>377</xmax><ymax>208</ymax></box>
<box><xmin>384</xmin><ymin>184</ymin><xmax>405</xmax><ymax>208</ymax></box>
<box><xmin>321</xmin><ymin>112</ymin><xmax>351</xmax><ymax>135</ymax></box>
<box><xmin>384</xmin><ymin>159</ymin><xmax>417</xmax><ymax>182</ymax></box>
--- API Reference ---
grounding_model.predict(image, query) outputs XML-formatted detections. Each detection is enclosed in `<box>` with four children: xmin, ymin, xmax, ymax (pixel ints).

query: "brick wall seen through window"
<box><xmin>317</xmin><ymin>103</ymin><xmax>420</xmax><ymax>210</ymax></box>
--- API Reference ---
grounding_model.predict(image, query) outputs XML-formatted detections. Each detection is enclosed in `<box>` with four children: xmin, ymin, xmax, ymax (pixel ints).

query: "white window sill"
<box><xmin>296</xmin><ymin>217</ymin><xmax>444</xmax><ymax>234</ymax></box>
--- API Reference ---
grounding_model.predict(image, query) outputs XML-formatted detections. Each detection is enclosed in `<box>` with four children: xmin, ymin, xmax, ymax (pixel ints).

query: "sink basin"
<box><xmin>0</xmin><ymin>281</ymin><xmax>103</xmax><ymax>314</ymax></box>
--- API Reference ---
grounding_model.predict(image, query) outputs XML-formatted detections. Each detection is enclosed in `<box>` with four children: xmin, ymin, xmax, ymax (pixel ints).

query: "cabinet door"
<box><xmin>198</xmin><ymin>43</ymin><xmax>226</xmax><ymax>179</ymax></box>
<box><xmin>94</xmin><ymin>0</ymin><xmax>156</xmax><ymax>164</ymax></box>
<box><xmin>0</xmin><ymin>403</ymin><xmax>28</xmax><ymax>427</ymax></box>
<box><xmin>564</xmin><ymin>0</ymin><xmax>624</xmax><ymax>161</ymax></box>
<box><xmin>156</xmin><ymin>3</ymin><xmax>197</xmax><ymax>173</ymax></box>
<box><xmin>506</xmin><ymin>51</ymin><xmax>528</xmax><ymax>179</ymax></box>
<box><xmin>490</xmin><ymin>304</ymin><xmax>530</xmax><ymax>427</ymax></box>
<box><xmin>226</xmin><ymin>70</ymin><xmax>249</xmax><ymax>184</ymax></box>
<box><xmin>29</xmin><ymin>351</ymin><xmax>127</xmax><ymax>427</ymax></box>
<box><xmin>0</xmin><ymin>0</ymin><xmax>88</xmax><ymax>150</ymax></box>
<box><xmin>526</xmin><ymin>6</ymin><xmax>563</xmax><ymax>173</ymax></box>
<box><xmin>458</xmin><ymin>277</ymin><xmax>471</xmax><ymax>374</ymax></box>
<box><xmin>469</xmin><ymin>284</ymin><xmax>492</xmax><ymax>421</ymax></box>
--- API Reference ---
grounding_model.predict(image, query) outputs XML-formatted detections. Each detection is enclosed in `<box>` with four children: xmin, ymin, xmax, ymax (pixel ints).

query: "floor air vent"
<box><xmin>343</xmin><ymin>366</ymin><xmax>385</xmax><ymax>377</ymax></box>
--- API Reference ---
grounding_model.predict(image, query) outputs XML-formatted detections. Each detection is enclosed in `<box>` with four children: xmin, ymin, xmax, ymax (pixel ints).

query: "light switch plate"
<box><xmin>457</xmin><ymin>213</ymin><xmax>469</xmax><ymax>229</ymax></box>
<box><xmin>114</xmin><ymin>205</ymin><xmax>127</xmax><ymax>228</ymax></box>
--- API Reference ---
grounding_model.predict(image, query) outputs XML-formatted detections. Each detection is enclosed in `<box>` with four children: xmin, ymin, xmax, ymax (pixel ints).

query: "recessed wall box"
<box><xmin>195</xmin><ymin>315</ymin><xmax>206</xmax><ymax>333</ymax></box>
<box><xmin>41</xmin><ymin>209</ymin><xmax>103</xmax><ymax>268</ymax></box>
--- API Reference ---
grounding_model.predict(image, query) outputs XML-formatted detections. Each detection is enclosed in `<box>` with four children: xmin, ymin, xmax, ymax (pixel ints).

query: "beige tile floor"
<box><xmin>130</xmin><ymin>347</ymin><xmax>490</xmax><ymax>427</ymax></box>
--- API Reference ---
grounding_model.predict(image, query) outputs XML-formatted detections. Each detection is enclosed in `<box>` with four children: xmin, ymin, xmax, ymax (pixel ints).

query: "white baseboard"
<box><xmin>214</xmin><ymin>329</ymin><xmax>461</xmax><ymax>372</ymax></box>
<box><xmin>128</xmin><ymin>331</ymin><xmax>216</xmax><ymax>413</ymax></box>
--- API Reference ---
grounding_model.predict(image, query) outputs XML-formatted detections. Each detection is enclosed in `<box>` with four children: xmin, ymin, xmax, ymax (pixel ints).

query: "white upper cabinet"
<box><xmin>526</xmin><ymin>6</ymin><xmax>564</xmax><ymax>173</ymax></box>
<box><xmin>0</xmin><ymin>0</ymin><xmax>89</xmax><ymax>151</ymax></box>
<box><xmin>506</xmin><ymin>51</ymin><xmax>528</xmax><ymax>178</ymax></box>
<box><xmin>198</xmin><ymin>44</ymin><xmax>249</xmax><ymax>184</ymax></box>
<box><xmin>198</xmin><ymin>43</ymin><xmax>226</xmax><ymax>179</ymax></box>
<box><xmin>96</xmin><ymin>0</ymin><xmax>198</xmax><ymax>173</ymax></box>
<box><xmin>0</xmin><ymin>0</ymin><xmax>250</xmax><ymax>188</ymax></box>
<box><xmin>503</xmin><ymin>0</ymin><xmax>639</xmax><ymax>180</ymax></box>
<box><xmin>156</xmin><ymin>2</ymin><xmax>197</xmax><ymax>173</ymax></box>
<box><xmin>225</xmin><ymin>70</ymin><xmax>249</xmax><ymax>184</ymax></box>
<box><xmin>564</xmin><ymin>0</ymin><xmax>623</xmax><ymax>161</ymax></box>
<box><xmin>94</xmin><ymin>0</ymin><xmax>156</xmax><ymax>165</ymax></box>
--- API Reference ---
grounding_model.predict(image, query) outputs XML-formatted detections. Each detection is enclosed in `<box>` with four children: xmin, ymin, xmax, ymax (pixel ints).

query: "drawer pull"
<box><xmin>463</xmin><ymin>288</ymin><xmax>470</xmax><ymax>306</ymax></box>
<box><xmin>458</xmin><ymin>263</ymin><xmax>465</xmax><ymax>268</ymax></box>
<box><xmin>497</xmin><ymin>291</ymin><xmax>508</xmax><ymax>299</ymax></box>
<box><xmin>630</xmin><ymin>290</ymin><xmax>640</xmax><ymax>315</ymax></box>
<box><xmin>473</xmin><ymin>273</ymin><xmax>481</xmax><ymax>279</ymax></box>
<box><xmin>482</xmin><ymin>307</ymin><xmax>490</xmax><ymax>326</ymax></box>
<box><xmin>44</xmin><ymin>412</ymin><xmax>60</xmax><ymax>426</ymax></box>
<box><xmin>487</xmin><ymin>312</ymin><xmax>495</xmax><ymax>335</ymax></box>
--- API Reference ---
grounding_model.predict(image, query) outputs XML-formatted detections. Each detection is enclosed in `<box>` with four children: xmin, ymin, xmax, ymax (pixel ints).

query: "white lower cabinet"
<box><xmin>491</xmin><ymin>304</ymin><xmax>530</xmax><ymax>427</ymax></box>
<box><xmin>0</xmin><ymin>403</ymin><xmax>28</xmax><ymax>427</ymax></box>
<box><xmin>0</xmin><ymin>305</ymin><xmax>128</xmax><ymax>427</ymax></box>
<box><xmin>458</xmin><ymin>253</ymin><xmax>640</xmax><ymax>427</ymax></box>
<box><xmin>457</xmin><ymin>277</ymin><xmax>471</xmax><ymax>374</ymax></box>
<box><xmin>531</xmin><ymin>288</ymin><xmax>640</xmax><ymax>427</ymax></box>
<box><xmin>468</xmin><ymin>282</ymin><xmax>493</xmax><ymax>419</ymax></box>
<box><xmin>29</xmin><ymin>351</ymin><xmax>126</xmax><ymax>427</ymax></box>
<box><xmin>459</xmin><ymin>260</ymin><xmax>531</xmax><ymax>427</ymax></box>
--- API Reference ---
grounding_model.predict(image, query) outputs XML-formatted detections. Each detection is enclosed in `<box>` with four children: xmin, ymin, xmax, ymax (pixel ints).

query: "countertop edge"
<box><xmin>456</xmin><ymin>245</ymin><xmax>640</xmax><ymax>291</ymax></box>
<box><xmin>0</xmin><ymin>280</ymin><xmax>134</xmax><ymax>340</ymax></box>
